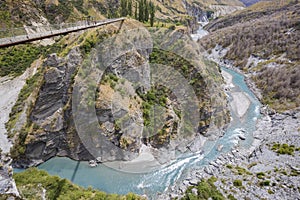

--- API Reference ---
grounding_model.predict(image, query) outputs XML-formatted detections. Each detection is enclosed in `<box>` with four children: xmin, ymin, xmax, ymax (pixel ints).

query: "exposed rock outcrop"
<box><xmin>12</xmin><ymin>48</ymin><xmax>94</xmax><ymax>167</ymax></box>
<box><xmin>0</xmin><ymin>153</ymin><xmax>19</xmax><ymax>197</ymax></box>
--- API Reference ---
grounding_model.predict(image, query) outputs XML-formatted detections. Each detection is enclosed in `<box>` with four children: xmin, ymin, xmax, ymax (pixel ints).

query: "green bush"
<box><xmin>233</xmin><ymin>179</ymin><xmax>243</xmax><ymax>187</ymax></box>
<box><xmin>268</xmin><ymin>189</ymin><xmax>274</xmax><ymax>194</ymax></box>
<box><xmin>235</xmin><ymin>166</ymin><xmax>252</xmax><ymax>175</ymax></box>
<box><xmin>182</xmin><ymin>177</ymin><xmax>225</xmax><ymax>200</ymax></box>
<box><xmin>271</xmin><ymin>143</ymin><xmax>296</xmax><ymax>155</ymax></box>
<box><xmin>259</xmin><ymin>180</ymin><xmax>271</xmax><ymax>187</ymax></box>
<box><xmin>226</xmin><ymin>164</ymin><xmax>233</xmax><ymax>169</ymax></box>
<box><xmin>256</xmin><ymin>172</ymin><xmax>265</xmax><ymax>179</ymax></box>
<box><xmin>138</xmin><ymin>86</ymin><xmax>170</xmax><ymax>127</ymax></box>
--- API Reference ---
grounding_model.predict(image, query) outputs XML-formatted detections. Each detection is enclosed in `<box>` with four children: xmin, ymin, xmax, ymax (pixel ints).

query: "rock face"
<box><xmin>208</xmin><ymin>5</ymin><xmax>244</xmax><ymax>18</ymax></box>
<box><xmin>184</xmin><ymin>0</ymin><xmax>211</xmax><ymax>23</ymax></box>
<box><xmin>12</xmin><ymin>48</ymin><xmax>94</xmax><ymax>167</ymax></box>
<box><xmin>0</xmin><ymin>153</ymin><xmax>19</xmax><ymax>197</ymax></box>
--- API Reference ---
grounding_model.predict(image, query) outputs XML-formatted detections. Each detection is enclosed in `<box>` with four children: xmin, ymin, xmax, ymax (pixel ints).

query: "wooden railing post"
<box><xmin>118</xmin><ymin>18</ymin><xmax>125</xmax><ymax>32</ymax></box>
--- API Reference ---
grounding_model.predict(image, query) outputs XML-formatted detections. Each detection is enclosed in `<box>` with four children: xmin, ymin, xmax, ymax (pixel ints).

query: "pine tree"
<box><xmin>128</xmin><ymin>0</ymin><xmax>132</xmax><ymax>16</ymax></box>
<box><xmin>120</xmin><ymin>0</ymin><xmax>128</xmax><ymax>17</ymax></box>
<box><xmin>149</xmin><ymin>1</ymin><xmax>155</xmax><ymax>27</ymax></box>
<box><xmin>134</xmin><ymin>2</ymin><xmax>138</xmax><ymax>19</ymax></box>
<box><xmin>144</xmin><ymin>0</ymin><xmax>149</xmax><ymax>22</ymax></box>
<box><xmin>138</xmin><ymin>0</ymin><xmax>144</xmax><ymax>22</ymax></box>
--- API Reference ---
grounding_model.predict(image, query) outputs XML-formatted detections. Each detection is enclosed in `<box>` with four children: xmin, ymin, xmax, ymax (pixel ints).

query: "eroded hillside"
<box><xmin>200</xmin><ymin>0</ymin><xmax>300</xmax><ymax>111</ymax></box>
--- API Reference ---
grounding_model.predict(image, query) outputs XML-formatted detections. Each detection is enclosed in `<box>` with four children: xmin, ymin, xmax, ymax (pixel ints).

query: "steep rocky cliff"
<box><xmin>3</xmin><ymin>18</ymin><xmax>230</xmax><ymax>167</ymax></box>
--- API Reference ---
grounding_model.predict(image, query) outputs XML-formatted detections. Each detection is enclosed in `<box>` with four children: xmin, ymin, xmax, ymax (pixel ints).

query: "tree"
<box><xmin>134</xmin><ymin>2</ymin><xmax>138</xmax><ymax>19</ymax></box>
<box><xmin>128</xmin><ymin>0</ymin><xmax>132</xmax><ymax>16</ymax></box>
<box><xmin>120</xmin><ymin>0</ymin><xmax>127</xmax><ymax>17</ymax></box>
<box><xmin>138</xmin><ymin>0</ymin><xmax>144</xmax><ymax>22</ymax></box>
<box><xmin>149</xmin><ymin>1</ymin><xmax>155</xmax><ymax>26</ymax></box>
<box><xmin>144</xmin><ymin>0</ymin><xmax>149</xmax><ymax>22</ymax></box>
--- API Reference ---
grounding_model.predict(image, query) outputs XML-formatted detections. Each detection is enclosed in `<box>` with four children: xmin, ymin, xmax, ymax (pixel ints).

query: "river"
<box><xmin>33</xmin><ymin>65</ymin><xmax>261</xmax><ymax>199</ymax></box>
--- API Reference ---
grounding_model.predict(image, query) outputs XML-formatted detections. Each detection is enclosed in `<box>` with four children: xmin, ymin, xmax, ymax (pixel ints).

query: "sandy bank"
<box><xmin>104</xmin><ymin>144</ymin><xmax>161</xmax><ymax>173</ymax></box>
<box><xmin>222</xmin><ymin>69</ymin><xmax>251</xmax><ymax>118</ymax></box>
<box><xmin>230</xmin><ymin>92</ymin><xmax>251</xmax><ymax>118</ymax></box>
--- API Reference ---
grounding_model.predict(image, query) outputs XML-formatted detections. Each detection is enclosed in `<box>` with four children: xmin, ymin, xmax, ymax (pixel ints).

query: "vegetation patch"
<box><xmin>271</xmin><ymin>143</ymin><xmax>297</xmax><ymax>155</ymax></box>
<box><xmin>290</xmin><ymin>169</ymin><xmax>300</xmax><ymax>176</ymax></box>
<box><xmin>233</xmin><ymin>179</ymin><xmax>243</xmax><ymax>187</ymax></box>
<box><xmin>226</xmin><ymin>164</ymin><xmax>233</xmax><ymax>169</ymax></box>
<box><xmin>14</xmin><ymin>168</ymin><xmax>144</xmax><ymax>200</ymax></box>
<box><xmin>100</xmin><ymin>73</ymin><xmax>119</xmax><ymax>89</ymax></box>
<box><xmin>258</xmin><ymin>180</ymin><xmax>271</xmax><ymax>187</ymax></box>
<box><xmin>149</xmin><ymin>48</ymin><xmax>212</xmax><ymax>133</ymax></box>
<box><xmin>256</xmin><ymin>172</ymin><xmax>265</xmax><ymax>179</ymax></box>
<box><xmin>182</xmin><ymin>176</ymin><xmax>225</xmax><ymax>200</ymax></box>
<box><xmin>0</xmin><ymin>44</ymin><xmax>42</xmax><ymax>77</ymax></box>
<box><xmin>227</xmin><ymin>194</ymin><xmax>237</xmax><ymax>200</ymax></box>
<box><xmin>138</xmin><ymin>86</ymin><xmax>169</xmax><ymax>125</ymax></box>
<box><xmin>200</xmin><ymin>1</ymin><xmax>300</xmax><ymax>111</ymax></box>
<box><xmin>234</xmin><ymin>166</ymin><xmax>252</xmax><ymax>175</ymax></box>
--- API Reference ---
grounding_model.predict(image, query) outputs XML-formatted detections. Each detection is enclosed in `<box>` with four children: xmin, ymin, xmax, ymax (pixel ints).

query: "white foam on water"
<box><xmin>255</xmin><ymin>105</ymin><xmax>259</xmax><ymax>113</ymax></box>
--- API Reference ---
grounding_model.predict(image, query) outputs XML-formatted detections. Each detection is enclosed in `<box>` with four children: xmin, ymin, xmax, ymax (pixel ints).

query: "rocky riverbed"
<box><xmin>160</xmin><ymin>96</ymin><xmax>299</xmax><ymax>200</ymax></box>
<box><xmin>158</xmin><ymin>47</ymin><xmax>300</xmax><ymax>199</ymax></box>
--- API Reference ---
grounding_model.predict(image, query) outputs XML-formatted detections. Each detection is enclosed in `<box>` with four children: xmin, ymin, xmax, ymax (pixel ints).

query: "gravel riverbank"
<box><xmin>158</xmin><ymin>48</ymin><xmax>300</xmax><ymax>199</ymax></box>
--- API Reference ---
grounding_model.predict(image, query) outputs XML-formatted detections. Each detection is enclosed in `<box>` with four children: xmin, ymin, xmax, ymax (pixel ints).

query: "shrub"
<box><xmin>256</xmin><ymin>172</ymin><xmax>265</xmax><ymax>179</ymax></box>
<box><xmin>233</xmin><ymin>179</ymin><xmax>243</xmax><ymax>187</ymax></box>
<box><xmin>226</xmin><ymin>164</ymin><xmax>233</xmax><ymax>169</ymax></box>
<box><xmin>259</xmin><ymin>180</ymin><xmax>271</xmax><ymax>187</ymax></box>
<box><xmin>271</xmin><ymin>143</ymin><xmax>296</xmax><ymax>155</ymax></box>
<box><xmin>182</xmin><ymin>177</ymin><xmax>225</xmax><ymax>200</ymax></box>
<box><xmin>268</xmin><ymin>189</ymin><xmax>274</xmax><ymax>194</ymax></box>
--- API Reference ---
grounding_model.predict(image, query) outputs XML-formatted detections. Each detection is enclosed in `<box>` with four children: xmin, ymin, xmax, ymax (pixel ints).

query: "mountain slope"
<box><xmin>200</xmin><ymin>0</ymin><xmax>300</xmax><ymax>111</ymax></box>
<box><xmin>0</xmin><ymin>0</ymin><xmax>244</xmax><ymax>27</ymax></box>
